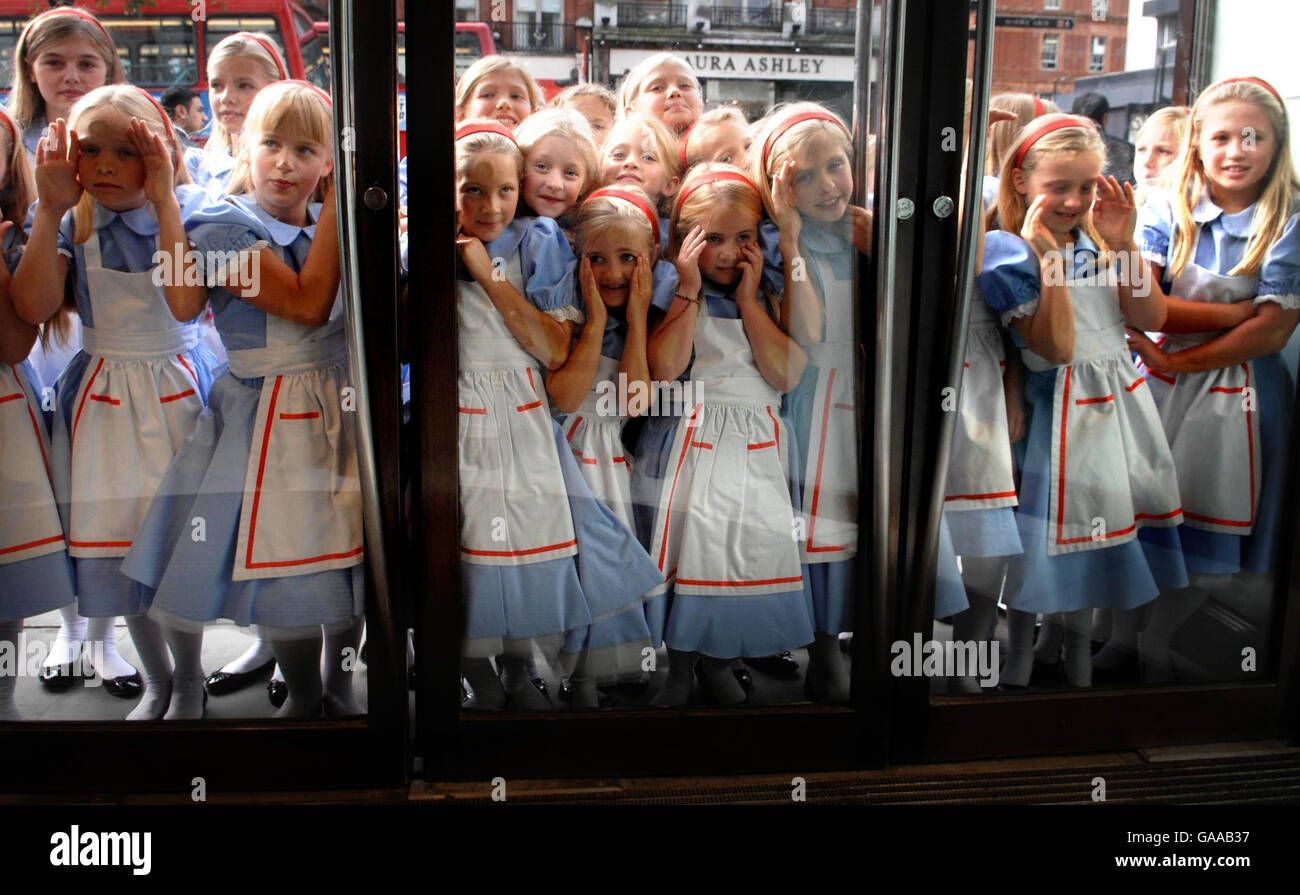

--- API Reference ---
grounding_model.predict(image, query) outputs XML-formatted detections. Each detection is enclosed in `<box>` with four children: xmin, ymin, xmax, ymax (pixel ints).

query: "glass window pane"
<box><xmin>100</xmin><ymin>17</ymin><xmax>198</xmax><ymax>88</ymax></box>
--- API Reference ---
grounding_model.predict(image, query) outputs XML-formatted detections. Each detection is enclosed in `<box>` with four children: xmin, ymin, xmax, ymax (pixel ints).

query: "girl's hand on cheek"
<box><xmin>456</xmin><ymin>232</ymin><xmax>492</xmax><ymax>280</ymax></box>
<box><xmin>579</xmin><ymin>255</ymin><xmax>606</xmax><ymax>322</ymax></box>
<box><xmin>1020</xmin><ymin>194</ymin><xmax>1060</xmax><ymax>260</ymax></box>
<box><xmin>771</xmin><ymin>159</ymin><xmax>802</xmax><ymax>239</ymax></box>
<box><xmin>675</xmin><ymin>224</ymin><xmax>705</xmax><ymax>298</ymax></box>
<box><xmin>128</xmin><ymin>118</ymin><xmax>176</xmax><ymax>208</ymax></box>
<box><xmin>736</xmin><ymin>241</ymin><xmax>762</xmax><ymax>304</ymax></box>
<box><xmin>35</xmin><ymin>120</ymin><xmax>83</xmax><ymax>215</ymax></box>
<box><xmin>629</xmin><ymin>253</ymin><xmax>653</xmax><ymax>318</ymax></box>
<box><xmin>1092</xmin><ymin>175</ymin><xmax>1137</xmax><ymax>248</ymax></box>
<box><xmin>850</xmin><ymin>205</ymin><xmax>872</xmax><ymax>255</ymax></box>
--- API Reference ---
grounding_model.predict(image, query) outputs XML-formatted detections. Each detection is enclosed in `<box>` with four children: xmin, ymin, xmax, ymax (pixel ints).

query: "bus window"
<box><xmin>454</xmin><ymin>27</ymin><xmax>482</xmax><ymax>78</ymax></box>
<box><xmin>102</xmin><ymin>16</ymin><xmax>198</xmax><ymax>88</ymax></box>
<box><xmin>0</xmin><ymin>18</ymin><xmax>22</xmax><ymax>91</ymax></box>
<box><xmin>204</xmin><ymin>16</ymin><xmax>288</xmax><ymax>64</ymax></box>
<box><xmin>300</xmin><ymin>28</ymin><xmax>328</xmax><ymax>89</ymax></box>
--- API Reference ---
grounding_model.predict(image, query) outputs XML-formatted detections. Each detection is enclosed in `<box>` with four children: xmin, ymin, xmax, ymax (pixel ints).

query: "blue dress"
<box><xmin>32</xmin><ymin>187</ymin><xmax>219</xmax><ymax>618</ymax></box>
<box><xmin>122</xmin><ymin>195</ymin><xmax>363</xmax><ymax>636</ymax></box>
<box><xmin>980</xmin><ymin>230</ymin><xmax>1187</xmax><ymax>613</ymax></box>
<box><xmin>1137</xmin><ymin>191</ymin><xmax>1300</xmax><ymax>576</ymax></box>
<box><xmin>184</xmin><ymin>146</ymin><xmax>237</xmax><ymax>201</ymax></box>
<box><xmin>457</xmin><ymin>217</ymin><xmax>659</xmax><ymax>657</ymax></box>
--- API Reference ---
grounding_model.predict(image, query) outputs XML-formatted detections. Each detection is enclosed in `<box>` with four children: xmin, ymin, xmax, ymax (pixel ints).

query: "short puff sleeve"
<box><xmin>519</xmin><ymin>216</ymin><xmax>582</xmax><ymax>323</ymax></box>
<box><xmin>650</xmin><ymin>258</ymin><xmax>680</xmax><ymax>312</ymax></box>
<box><xmin>1136</xmin><ymin>189</ymin><xmax>1175</xmax><ymax>267</ymax></box>
<box><xmin>23</xmin><ymin>201</ymin><xmax>76</xmax><ymax>258</ymax></box>
<box><xmin>978</xmin><ymin>230</ymin><xmax>1041</xmax><ymax>324</ymax></box>
<box><xmin>186</xmin><ymin>201</ymin><xmax>270</xmax><ymax>289</ymax></box>
<box><xmin>1255</xmin><ymin>210</ymin><xmax>1300</xmax><ymax>309</ymax></box>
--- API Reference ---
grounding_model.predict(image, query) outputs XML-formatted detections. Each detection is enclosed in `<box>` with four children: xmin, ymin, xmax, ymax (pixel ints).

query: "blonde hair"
<box><xmin>203</xmin><ymin>32</ymin><xmax>288</xmax><ymax>158</ymax></box>
<box><xmin>1134</xmin><ymin>106</ymin><xmax>1190</xmax><ymax>195</ymax></box>
<box><xmin>572</xmin><ymin>184</ymin><xmax>659</xmax><ymax>260</ymax></box>
<box><xmin>67</xmin><ymin>86</ymin><xmax>191</xmax><ymax>244</ymax></box>
<box><xmin>455</xmin><ymin>56</ymin><xmax>545</xmax><ymax>121</ymax></box>
<box><xmin>986</xmin><ymin>113</ymin><xmax>1108</xmax><ymax>256</ymax></box>
<box><xmin>617</xmin><ymin>52</ymin><xmax>700</xmax><ymax>128</ymax></box>
<box><xmin>515</xmin><ymin>107</ymin><xmax>600</xmax><ymax>199</ymax></box>
<box><xmin>750</xmin><ymin>102</ymin><xmax>852</xmax><ymax>223</ymax></box>
<box><xmin>985</xmin><ymin>93</ymin><xmax>1059</xmax><ymax>175</ymax></box>
<box><xmin>683</xmin><ymin>106</ymin><xmax>749</xmax><ymax>168</ymax></box>
<box><xmin>671</xmin><ymin>162</ymin><xmax>763</xmax><ymax>258</ymax></box>
<box><xmin>454</xmin><ymin>119</ymin><xmax>525</xmax><ymax>181</ymax></box>
<box><xmin>602</xmin><ymin>113</ymin><xmax>681</xmax><ymax>212</ymax></box>
<box><xmin>226</xmin><ymin>81</ymin><xmax>334</xmax><ymax>203</ymax></box>
<box><xmin>9</xmin><ymin>10</ymin><xmax>126</xmax><ymax>133</ymax></box>
<box><xmin>0</xmin><ymin>109</ymin><xmax>35</xmax><ymax>233</ymax></box>
<box><xmin>553</xmin><ymin>83</ymin><xmax>616</xmax><ymax>117</ymax></box>
<box><xmin>1167</xmin><ymin>80</ymin><xmax>1298</xmax><ymax>280</ymax></box>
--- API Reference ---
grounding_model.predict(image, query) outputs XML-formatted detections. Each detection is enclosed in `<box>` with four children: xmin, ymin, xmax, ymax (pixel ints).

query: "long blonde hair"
<box><xmin>455</xmin><ymin>56</ymin><xmax>545</xmax><ymax>122</ymax></box>
<box><xmin>601</xmin><ymin>112</ymin><xmax>681</xmax><ymax>214</ymax></box>
<box><xmin>670</xmin><ymin>162</ymin><xmax>763</xmax><ymax>259</ymax></box>
<box><xmin>986</xmin><ymin>114</ymin><xmax>1108</xmax><ymax>254</ymax></box>
<box><xmin>203</xmin><ymin>32</ymin><xmax>288</xmax><ymax>159</ymax></box>
<box><xmin>514</xmin><ymin>107</ymin><xmax>600</xmax><ymax>200</ymax></box>
<box><xmin>8</xmin><ymin>8</ymin><xmax>126</xmax><ymax>133</ymax></box>
<box><xmin>226</xmin><ymin>81</ymin><xmax>334</xmax><ymax>203</ymax></box>
<box><xmin>1167</xmin><ymin>79</ymin><xmax>1297</xmax><ymax>279</ymax></box>
<box><xmin>985</xmin><ymin>93</ymin><xmax>1059</xmax><ymax>175</ymax></box>
<box><xmin>67</xmin><ymin>86</ymin><xmax>191</xmax><ymax>245</ymax></box>
<box><xmin>749</xmin><ymin>102</ymin><xmax>852</xmax><ymax>224</ymax></box>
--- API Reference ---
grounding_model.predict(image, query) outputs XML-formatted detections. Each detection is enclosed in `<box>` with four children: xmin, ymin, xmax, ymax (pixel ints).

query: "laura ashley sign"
<box><xmin>609</xmin><ymin>49</ymin><xmax>854</xmax><ymax>82</ymax></box>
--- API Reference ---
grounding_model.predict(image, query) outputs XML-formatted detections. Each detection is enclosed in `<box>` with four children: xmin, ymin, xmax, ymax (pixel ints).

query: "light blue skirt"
<box><xmin>54</xmin><ymin>346</ymin><xmax>218</xmax><ymax>618</ymax></box>
<box><xmin>1002</xmin><ymin>370</ymin><xmax>1187</xmax><ymax>614</ymax></box>
<box><xmin>121</xmin><ymin>367</ymin><xmax>363</xmax><ymax>636</ymax></box>
<box><xmin>946</xmin><ymin>506</ymin><xmax>1022</xmax><ymax>558</ymax></box>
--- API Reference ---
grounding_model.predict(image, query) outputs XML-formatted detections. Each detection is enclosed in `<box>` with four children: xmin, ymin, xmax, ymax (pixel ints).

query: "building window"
<box><xmin>455</xmin><ymin>0</ymin><xmax>477</xmax><ymax>22</ymax></box>
<box><xmin>1090</xmin><ymin>36</ymin><xmax>1107</xmax><ymax>72</ymax></box>
<box><xmin>1045</xmin><ymin>0</ymin><xmax>1061</xmax><ymax>9</ymax></box>
<box><xmin>1042</xmin><ymin>33</ymin><xmax>1059</xmax><ymax>71</ymax></box>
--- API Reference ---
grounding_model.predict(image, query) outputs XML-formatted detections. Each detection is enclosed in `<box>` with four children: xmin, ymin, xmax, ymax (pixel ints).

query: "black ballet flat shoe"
<box><xmin>40</xmin><ymin>645</ymin><xmax>82</xmax><ymax>692</ymax></box>
<box><xmin>743</xmin><ymin>651</ymin><xmax>800</xmax><ymax>678</ymax></box>
<box><xmin>103</xmin><ymin>672</ymin><xmax>143</xmax><ymax>699</ymax></box>
<box><xmin>695</xmin><ymin>665</ymin><xmax>750</xmax><ymax>707</ymax></box>
<box><xmin>1090</xmin><ymin>652</ymin><xmax>1140</xmax><ymax>686</ymax></box>
<box><xmin>732</xmin><ymin>666</ymin><xmax>754</xmax><ymax>695</ymax></box>
<box><xmin>558</xmin><ymin>677</ymin><xmax>572</xmax><ymax>705</ymax></box>
<box><xmin>267</xmin><ymin>679</ymin><xmax>288</xmax><ymax>708</ymax></box>
<box><xmin>205</xmin><ymin>658</ymin><xmax>276</xmax><ymax>696</ymax></box>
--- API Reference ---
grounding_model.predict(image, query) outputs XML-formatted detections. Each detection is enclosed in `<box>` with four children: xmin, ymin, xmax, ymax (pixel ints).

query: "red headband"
<box><xmin>277</xmin><ymin>79</ymin><xmax>332</xmax><ymax>106</ymax></box>
<box><xmin>1013</xmin><ymin>115</ymin><xmax>1094</xmax><ymax>169</ymax></box>
<box><xmin>1033</xmin><ymin>96</ymin><xmax>1045</xmax><ymax>117</ymax></box>
<box><xmin>584</xmin><ymin>187</ymin><xmax>660</xmax><ymax>246</ymax></box>
<box><xmin>26</xmin><ymin>7</ymin><xmax>112</xmax><ymax>44</ymax></box>
<box><xmin>231</xmin><ymin>31</ymin><xmax>288</xmax><ymax>79</ymax></box>
<box><xmin>761</xmin><ymin>110</ymin><xmax>850</xmax><ymax>170</ymax></box>
<box><xmin>455</xmin><ymin>120</ymin><xmax>518</xmax><ymax>146</ymax></box>
<box><xmin>1204</xmin><ymin>77</ymin><xmax>1286</xmax><ymax>113</ymax></box>
<box><xmin>133</xmin><ymin>86</ymin><xmax>180</xmax><ymax>161</ymax></box>
<box><xmin>674</xmin><ymin>170</ymin><xmax>760</xmax><ymax>219</ymax></box>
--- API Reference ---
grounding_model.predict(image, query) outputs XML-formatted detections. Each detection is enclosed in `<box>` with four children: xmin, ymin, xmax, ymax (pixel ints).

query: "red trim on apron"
<box><xmin>69</xmin><ymin>539</ymin><xmax>133</xmax><ymax>548</ymax></box>
<box><xmin>458</xmin><ymin>406</ymin><xmax>487</xmax><ymax>414</ymax></box>
<box><xmin>1075</xmin><ymin>394</ymin><xmax>1114</xmax><ymax>405</ymax></box>
<box><xmin>516</xmin><ymin>400</ymin><xmax>543</xmax><ymax>412</ymax></box>
<box><xmin>71</xmin><ymin>358</ymin><xmax>106</xmax><ymax>445</ymax></box>
<box><xmin>461</xmin><ymin>539</ymin><xmax>578</xmax><ymax>558</ymax></box>
<box><xmin>1184</xmin><ymin>363</ymin><xmax>1255</xmax><ymax>528</ymax></box>
<box><xmin>676</xmin><ymin>574</ymin><xmax>804</xmax><ymax>587</ymax></box>
<box><xmin>747</xmin><ymin>441</ymin><xmax>776</xmax><ymax>450</ymax></box>
<box><xmin>834</xmin><ymin>403</ymin><xmax>854</xmax><ymax>411</ymax></box>
<box><xmin>0</xmin><ymin>393</ymin><xmax>22</xmax><ymax>404</ymax></box>
<box><xmin>658</xmin><ymin>404</ymin><xmax>702</xmax><ymax>571</ymax></box>
<box><xmin>765</xmin><ymin>406</ymin><xmax>780</xmax><ymax>451</ymax></box>
<box><xmin>160</xmin><ymin>388</ymin><xmax>197</xmax><ymax>404</ymax></box>
<box><xmin>16</xmin><ymin>366</ymin><xmax>52</xmax><ymax>474</ymax></box>
<box><xmin>690</xmin><ymin>440</ymin><xmax>714</xmax><ymax>449</ymax></box>
<box><xmin>278</xmin><ymin>411</ymin><xmax>319</xmax><ymax>420</ymax></box>
<box><xmin>571</xmin><ymin>449</ymin><xmax>598</xmax><ymax>465</ymax></box>
<box><xmin>1125</xmin><ymin>377</ymin><xmax>1146</xmax><ymax>391</ymax></box>
<box><xmin>806</xmin><ymin>368</ymin><xmax>847</xmax><ymax>554</ymax></box>
<box><xmin>946</xmin><ymin>490</ymin><xmax>1018</xmax><ymax>502</ymax></box>
<box><xmin>566</xmin><ymin>416</ymin><xmax>582</xmax><ymax>440</ymax></box>
<box><xmin>0</xmin><ymin>534</ymin><xmax>65</xmax><ymax>556</ymax></box>
<box><xmin>1149</xmin><ymin>370</ymin><xmax>1176</xmax><ymax>384</ymax></box>
<box><xmin>89</xmin><ymin>394</ymin><xmax>120</xmax><ymax>405</ymax></box>
<box><xmin>175</xmin><ymin>354</ymin><xmax>198</xmax><ymax>388</ymax></box>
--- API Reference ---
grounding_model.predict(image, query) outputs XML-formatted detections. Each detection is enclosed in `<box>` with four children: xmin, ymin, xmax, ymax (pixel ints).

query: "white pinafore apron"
<box><xmin>649</xmin><ymin>299</ymin><xmax>803</xmax><ymax>596</ymax></box>
<box><xmin>1022</xmin><ymin>279</ymin><xmax>1183</xmax><ymax>556</ymax></box>
<box><xmin>457</xmin><ymin>255</ymin><xmax>578</xmax><ymax>567</ymax></box>
<box><xmin>799</xmin><ymin>250</ymin><xmax>858</xmax><ymax>562</ymax></box>
<box><xmin>229</xmin><ymin>280</ymin><xmax>363</xmax><ymax>580</ymax></box>
<box><xmin>67</xmin><ymin>231</ymin><xmax>204</xmax><ymax>558</ymax></box>
<box><xmin>565</xmin><ymin>354</ymin><xmax>636</xmax><ymax>531</ymax></box>
<box><xmin>0</xmin><ymin>364</ymin><xmax>65</xmax><ymax>563</ymax></box>
<box><xmin>1143</xmin><ymin>261</ymin><xmax>1261</xmax><ymax>534</ymax></box>
<box><xmin>945</xmin><ymin>290</ymin><xmax>1017</xmax><ymax>510</ymax></box>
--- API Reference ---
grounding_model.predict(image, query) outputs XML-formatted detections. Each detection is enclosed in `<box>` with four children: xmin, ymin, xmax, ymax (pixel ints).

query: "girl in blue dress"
<box><xmin>643</xmin><ymin>162</ymin><xmax>813</xmax><ymax>706</ymax></box>
<box><xmin>120</xmin><ymin>81</ymin><xmax>363</xmax><ymax>720</ymax></box>
<box><xmin>1126</xmin><ymin>77</ymin><xmax>1299</xmax><ymax>681</ymax></box>
<box><xmin>453</xmin><ymin>121</ymin><xmax>659</xmax><ymax>710</ymax></box>
<box><xmin>751</xmin><ymin>104</ymin><xmax>872</xmax><ymax>702</ymax></box>
<box><xmin>547</xmin><ymin>186</ymin><xmax>674</xmax><ymax>706</ymax></box>
<box><xmin>12</xmin><ymin>86</ymin><xmax>217</xmax><ymax>719</ymax></box>
<box><xmin>980</xmin><ymin>114</ymin><xmax>1187</xmax><ymax>687</ymax></box>
<box><xmin>0</xmin><ymin>108</ymin><xmax>76</xmax><ymax>719</ymax></box>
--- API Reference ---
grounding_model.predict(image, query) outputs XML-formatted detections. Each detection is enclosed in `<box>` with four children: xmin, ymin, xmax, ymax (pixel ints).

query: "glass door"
<box><xmin>0</xmin><ymin>1</ymin><xmax>407</xmax><ymax>794</ymax></box>
<box><xmin>898</xmin><ymin>0</ymin><xmax>1300</xmax><ymax>762</ymax></box>
<box><xmin>408</xmin><ymin>0</ymin><xmax>910</xmax><ymax>777</ymax></box>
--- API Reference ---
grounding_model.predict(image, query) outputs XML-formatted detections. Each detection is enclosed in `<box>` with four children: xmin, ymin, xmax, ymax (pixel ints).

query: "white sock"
<box><xmin>163</xmin><ymin>627</ymin><xmax>206</xmax><ymax>720</ymax></box>
<box><xmin>124</xmin><ymin>615</ymin><xmax>173</xmax><ymax>721</ymax></box>
<box><xmin>0</xmin><ymin>621</ymin><xmax>22</xmax><ymax>720</ymax></box>
<box><xmin>322</xmin><ymin>617</ymin><xmax>365</xmax><ymax>717</ymax></box>
<box><xmin>1060</xmin><ymin>610</ymin><xmax>1092</xmax><ymax>687</ymax></box>
<box><xmin>654</xmin><ymin>649</ymin><xmax>697</xmax><ymax>706</ymax></box>
<box><xmin>218</xmin><ymin>631</ymin><xmax>276</xmax><ymax>676</ymax></box>
<box><xmin>499</xmin><ymin>640</ymin><xmax>550</xmax><ymax>710</ymax></box>
<box><xmin>85</xmin><ymin>616</ymin><xmax>136</xmax><ymax>680</ymax></box>
<box><xmin>1091</xmin><ymin>608</ymin><xmax>1112</xmax><ymax>642</ymax></box>
<box><xmin>1000</xmin><ymin>609</ymin><xmax>1036</xmax><ymax>686</ymax></box>
<box><xmin>1033</xmin><ymin>616</ymin><xmax>1063</xmax><ymax>664</ymax></box>
<box><xmin>45</xmin><ymin>604</ymin><xmax>87</xmax><ymax>668</ymax></box>
<box><xmin>568</xmin><ymin>652</ymin><xmax>599</xmax><ymax>709</ymax></box>
<box><xmin>272</xmin><ymin>635</ymin><xmax>323</xmax><ymax>719</ymax></box>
